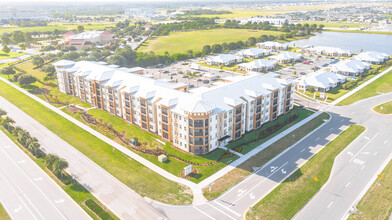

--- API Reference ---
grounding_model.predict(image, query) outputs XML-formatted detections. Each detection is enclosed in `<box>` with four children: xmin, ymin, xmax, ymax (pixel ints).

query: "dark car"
<box><xmin>203</xmin><ymin>80</ymin><xmax>210</xmax><ymax>84</ymax></box>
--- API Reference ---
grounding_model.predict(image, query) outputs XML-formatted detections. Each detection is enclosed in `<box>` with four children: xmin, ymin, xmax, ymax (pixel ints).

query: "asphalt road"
<box><xmin>0</xmin><ymin>130</ymin><xmax>90</xmax><ymax>220</ymax></box>
<box><xmin>0</xmin><ymin>96</ymin><xmax>167</xmax><ymax>220</ymax></box>
<box><xmin>295</xmin><ymin>93</ymin><xmax>392</xmax><ymax>220</ymax></box>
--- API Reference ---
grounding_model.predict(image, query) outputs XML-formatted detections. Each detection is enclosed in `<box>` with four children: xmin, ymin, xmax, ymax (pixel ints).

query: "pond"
<box><xmin>287</xmin><ymin>31</ymin><xmax>392</xmax><ymax>54</ymax></box>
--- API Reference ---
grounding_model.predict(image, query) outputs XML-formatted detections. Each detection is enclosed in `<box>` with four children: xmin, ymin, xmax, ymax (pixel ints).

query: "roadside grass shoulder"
<box><xmin>0</xmin><ymin>203</ymin><xmax>10</xmax><ymax>220</ymax></box>
<box><xmin>0</xmin><ymin>126</ymin><xmax>119</xmax><ymax>220</ymax></box>
<box><xmin>246</xmin><ymin>124</ymin><xmax>365</xmax><ymax>220</ymax></box>
<box><xmin>338</xmin><ymin>69</ymin><xmax>392</xmax><ymax>106</ymax></box>
<box><xmin>0</xmin><ymin>51</ymin><xmax>27</xmax><ymax>60</ymax></box>
<box><xmin>349</xmin><ymin>159</ymin><xmax>392</xmax><ymax>220</ymax></box>
<box><xmin>373</xmin><ymin>101</ymin><xmax>392</xmax><ymax>114</ymax></box>
<box><xmin>203</xmin><ymin>112</ymin><xmax>330</xmax><ymax>200</ymax></box>
<box><xmin>0</xmin><ymin>80</ymin><xmax>193</xmax><ymax>205</ymax></box>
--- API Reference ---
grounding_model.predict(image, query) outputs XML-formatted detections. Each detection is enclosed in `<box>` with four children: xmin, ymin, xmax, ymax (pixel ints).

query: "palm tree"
<box><xmin>28</xmin><ymin>142</ymin><xmax>40</xmax><ymax>156</ymax></box>
<box><xmin>2</xmin><ymin>116</ymin><xmax>15</xmax><ymax>130</ymax></box>
<box><xmin>13</xmin><ymin>126</ymin><xmax>22</xmax><ymax>136</ymax></box>
<box><xmin>45</xmin><ymin>153</ymin><xmax>59</xmax><ymax>167</ymax></box>
<box><xmin>26</xmin><ymin>137</ymin><xmax>38</xmax><ymax>148</ymax></box>
<box><xmin>17</xmin><ymin>129</ymin><xmax>30</xmax><ymax>146</ymax></box>
<box><xmin>53</xmin><ymin>158</ymin><xmax>68</xmax><ymax>178</ymax></box>
<box><xmin>0</xmin><ymin>108</ymin><xmax>6</xmax><ymax>117</ymax></box>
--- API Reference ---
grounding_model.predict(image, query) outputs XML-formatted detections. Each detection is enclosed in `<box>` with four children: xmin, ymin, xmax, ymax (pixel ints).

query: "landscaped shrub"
<box><xmin>85</xmin><ymin>199</ymin><xmax>114</xmax><ymax>220</ymax></box>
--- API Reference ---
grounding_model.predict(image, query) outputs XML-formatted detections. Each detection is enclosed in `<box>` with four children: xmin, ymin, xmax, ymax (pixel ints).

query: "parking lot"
<box><xmin>145</xmin><ymin>58</ymin><xmax>243</xmax><ymax>89</ymax></box>
<box><xmin>277</xmin><ymin>54</ymin><xmax>341</xmax><ymax>79</ymax></box>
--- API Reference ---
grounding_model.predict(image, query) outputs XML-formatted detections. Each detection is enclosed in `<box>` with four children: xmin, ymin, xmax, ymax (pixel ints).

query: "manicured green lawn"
<box><xmin>71</xmin><ymin>108</ymin><xmax>238</xmax><ymax>183</ymax></box>
<box><xmin>203</xmin><ymin>112</ymin><xmax>330</xmax><ymax>200</ymax></box>
<box><xmin>138</xmin><ymin>29</ymin><xmax>283</xmax><ymax>55</ymax></box>
<box><xmin>338</xmin><ymin>69</ymin><xmax>392</xmax><ymax>106</ymax></box>
<box><xmin>17</xmin><ymin>60</ymin><xmax>48</xmax><ymax>80</ymax></box>
<box><xmin>0</xmin><ymin>22</ymin><xmax>116</xmax><ymax>35</ymax></box>
<box><xmin>0</xmin><ymin>51</ymin><xmax>26</xmax><ymax>60</ymax></box>
<box><xmin>0</xmin><ymin>126</ymin><xmax>118</xmax><ymax>220</ymax></box>
<box><xmin>373</xmin><ymin>100</ymin><xmax>392</xmax><ymax>114</ymax></box>
<box><xmin>0</xmin><ymin>80</ymin><xmax>193</xmax><ymax>205</ymax></box>
<box><xmin>349</xmin><ymin>159</ymin><xmax>392</xmax><ymax>220</ymax></box>
<box><xmin>0</xmin><ymin>203</ymin><xmax>10</xmax><ymax>220</ymax></box>
<box><xmin>226</xmin><ymin>107</ymin><xmax>314</xmax><ymax>154</ymax></box>
<box><xmin>246</xmin><ymin>125</ymin><xmax>365</xmax><ymax>220</ymax></box>
<box><xmin>198</xmin><ymin>62</ymin><xmax>246</xmax><ymax>74</ymax></box>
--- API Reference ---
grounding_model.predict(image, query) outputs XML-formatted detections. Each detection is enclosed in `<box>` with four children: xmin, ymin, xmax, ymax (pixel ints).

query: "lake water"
<box><xmin>287</xmin><ymin>32</ymin><xmax>392</xmax><ymax>54</ymax></box>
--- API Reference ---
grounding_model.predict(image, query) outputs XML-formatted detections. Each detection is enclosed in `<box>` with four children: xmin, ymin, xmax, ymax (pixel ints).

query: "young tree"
<box><xmin>77</xmin><ymin>25</ymin><xmax>84</xmax><ymax>33</ymax></box>
<box><xmin>2</xmin><ymin>44</ymin><xmax>10</xmax><ymax>54</ymax></box>
<box><xmin>18</xmin><ymin>74</ymin><xmax>37</xmax><ymax>86</ymax></box>
<box><xmin>18</xmin><ymin>43</ymin><xmax>26</xmax><ymax>50</ymax></box>
<box><xmin>2</xmin><ymin>116</ymin><xmax>15</xmax><ymax>130</ymax></box>
<box><xmin>0</xmin><ymin>66</ymin><xmax>16</xmax><ymax>79</ymax></box>
<box><xmin>0</xmin><ymin>108</ymin><xmax>7</xmax><ymax>117</ymax></box>
<box><xmin>32</xmin><ymin>56</ymin><xmax>44</xmax><ymax>67</ymax></box>
<box><xmin>45</xmin><ymin>153</ymin><xmax>60</xmax><ymax>167</ymax></box>
<box><xmin>202</xmin><ymin>45</ymin><xmax>212</xmax><ymax>55</ymax></box>
<box><xmin>1</xmin><ymin>35</ymin><xmax>10</xmax><ymax>45</ymax></box>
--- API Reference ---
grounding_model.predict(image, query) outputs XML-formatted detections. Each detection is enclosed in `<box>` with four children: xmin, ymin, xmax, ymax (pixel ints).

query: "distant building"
<box><xmin>353</xmin><ymin>51</ymin><xmax>389</xmax><ymax>64</ymax></box>
<box><xmin>296</xmin><ymin>71</ymin><xmax>347</xmax><ymax>92</ymax></box>
<box><xmin>63</xmin><ymin>31</ymin><xmax>113</xmax><ymax>50</ymax></box>
<box><xmin>236</xmin><ymin>48</ymin><xmax>270</xmax><ymax>59</ymax></box>
<box><xmin>330</xmin><ymin>60</ymin><xmax>371</xmax><ymax>76</ymax></box>
<box><xmin>0</xmin><ymin>9</ymin><xmax>50</xmax><ymax>20</ymax></box>
<box><xmin>239</xmin><ymin>16</ymin><xmax>290</xmax><ymax>27</ymax></box>
<box><xmin>256</xmin><ymin>41</ymin><xmax>288</xmax><ymax>50</ymax></box>
<box><xmin>238</xmin><ymin>59</ymin><xmax>277</xmax><ymax>72</ymax></box>
<box><xmin>53</xmin><ymin>60</ymin><xmax>294</xmax><ymax>155</ymax></box>
<box><xmin>205</xmin><ymin>54</ymin><xmax>243</xmax><ymax>66</ymax></box>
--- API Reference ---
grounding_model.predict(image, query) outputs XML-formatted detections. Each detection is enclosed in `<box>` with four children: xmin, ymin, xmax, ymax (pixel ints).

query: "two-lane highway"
<box><xmin>0</xmin><ymin>130</ymin><xmax>90</xmax><ymax>220</ymax></box>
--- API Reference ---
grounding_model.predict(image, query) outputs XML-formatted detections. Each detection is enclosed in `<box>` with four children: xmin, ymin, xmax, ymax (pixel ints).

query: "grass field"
<box><xmin>0</xmin><ymin>126</ymin><xmax>119</xmax><ymax>220</ymax></box>
<box><xmin>338</xmin><ymin>69</ymin><xmax>392</xmax><ymax>106</ymax></box>
<box><xmin>0</xmin><ymin>80</ymin><xmax>193</xmax><ymax>205</ymax></box>
<box><xmin>138</xmin><ymin>29</ymin><xmax>283</xmax><ymax>55</ymax></box>
<box><xmin>246</xmin><ymin>124</ymin><xmax>365</xmax><ymax>220</ymax></box>
<box><xmin>0</xmin><ymin>22</ymin><xmax>116</xmax><ymax>35</ymax></box>
<box><xmin>203</xmin><ymin>112</ymin><xmax>330</xmax><ymax>200</ymax></box>
<box><xmin>373</xmin><ymin>101</ymin><xmax>392</xmax><ymax>114</ymax></box>
<box><xmin>0</xmin><ymin>203</ymin><xmax>10</xmax><ymax>220</ymax></box>
<box><xmin>349</xmin><ymin>159</ymin><xmax>392</xmax><ymax>220</ymax></box>
<box><xmin>0</xmin><ymin>51</ymin><xmax>26</xmax><ymax>60</ymax></box>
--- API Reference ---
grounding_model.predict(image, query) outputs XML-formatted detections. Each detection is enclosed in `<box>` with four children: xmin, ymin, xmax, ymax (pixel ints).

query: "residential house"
<box><xmin>353</xmin><ymin>51</ymin><xmax>390</xmax><ymax>64</ymax></box>
<box><xmin>296</xmin><ymin>71</ymin><xmax>347</xmax><ymax>92</ymax></box>
<box><xmin>330</xmin><ymin>60</ymin><xmax>371</xmax><ymax>76</ymax></box>
<box><xmin>256</xmin><ymin>41</ymin><xmax>288</xmax><ymax>50</ymax></box>
<box><xmin>303</xmin><ymin>46</ymin><xmax>352</xmax><ymax>57</ymax></box>
<box><xmin>269</xmin><ymin>52</ymin><xmax>303</xmax><ymax>63</ymax></box>
<box><xmin>238</xmin><ymin>59</ymin><xmax>277</xmax><ymax>72</ymax></box>
<box><xmin>205</xmin><ymin>54</ymin><xmax>243</xmax><ymax>66</ymax></box>
<box><xmin>236</xmin><ymin>48</ymin><xmax>270</xmax><ymax>59</ymax></box>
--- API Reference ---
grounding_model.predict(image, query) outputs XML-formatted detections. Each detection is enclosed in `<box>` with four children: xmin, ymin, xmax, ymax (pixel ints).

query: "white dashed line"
<box><xmin>327</xmin><ymin>201</ymin><xmax>334</xmax><ymax>208</ymax></box>
<box><xmin>300</xmin><ymin>149</ymin><xmax>305</xmax><ymax>153</ymax></box>
<box><xmin>345</xmin><ymin>181</ymin><xmax>351</xmax><ymax>188</ymax></box>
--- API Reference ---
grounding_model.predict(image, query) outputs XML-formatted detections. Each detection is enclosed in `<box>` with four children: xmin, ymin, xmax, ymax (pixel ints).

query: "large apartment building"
<box><xmin>53</xmin><ymin>60</ymin><xmax>294</xmax><ymax>155</ymax></box>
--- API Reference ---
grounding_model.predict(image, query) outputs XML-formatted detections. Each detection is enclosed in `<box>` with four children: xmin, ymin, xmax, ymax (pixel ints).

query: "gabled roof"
<box><xmin>353</xmin><ymin>51</ymin><xmax>389</xmax><ymax>62</ymax></box>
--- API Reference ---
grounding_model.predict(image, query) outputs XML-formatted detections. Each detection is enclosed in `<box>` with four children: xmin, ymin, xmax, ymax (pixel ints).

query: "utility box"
<box><xmin>158</xmin><ymin>154</ymin><xmax>167</xmax><ymax>163</ymax></box>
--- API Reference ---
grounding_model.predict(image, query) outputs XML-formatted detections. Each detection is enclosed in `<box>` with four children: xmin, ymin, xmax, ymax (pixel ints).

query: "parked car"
<box><xmin>322</xmin><ymin>63</ymin><xmax>329</xmax><ymax>67</ymax></box>
<box><xmin>197</xmin><ymin>78</ymin><xmax>202</xmax><ymax>82</ymax></box>
<box><xmin>203</xmin><ymin>80</ymin><xmax>210</xmax><ymax>84</ymax></box>
<box><xmin>188</xmin><ymin>84</ymin><xmax>195</xmax><ymax>88</ymax></box>
<box><xmin>163</xmin><ymin>70</ymin><xmax>169</xmax><ymax>73</ymax></box>
<box><xmin>303</xmin><ymin>61</ymin><xmax>310</xmax><ymax>64</ymax></box>
<box><xmin>299</xmin><ymin>72</ymin><xmax>306</xmax><ymax>75</ymax></box>
<box><xmin>169</xmin><ymin>72</ymin><xmax>177</xmax><ymax>76</ymax></box>
<box><xmin>182</xmin><ymin>75</ymin><xmax>189</xmax><ymax>78</ymax></box>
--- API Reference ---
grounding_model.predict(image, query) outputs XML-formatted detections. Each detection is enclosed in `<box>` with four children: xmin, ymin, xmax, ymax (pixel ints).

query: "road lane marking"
<box><xmin>0</xmin><ymin>147</ymin><xmax>67</xmax><ymax>219</ymax></box>
<box><xmin>327</xmin><ymin>201</ymin><xmax>334</xmax><ymax>209</ymax></box>
<box><xmin>281</xmin><ymin>169</ymin><xmax>287</xmax><ymax>174</ymax></box>
<box><xmin>373</xmin><ymin>152</ymin><xmax>378</xmax><ymax>156</ymax></box>
<box><xmin>3</xmin><ymin>145</ymin><xmax>11</xmax><ymax>149</ymax></box>
<box><xmin>13</xmin><ymin>205</ymin><xmax>22</xmax><ymax>213</ymax></box>
<box><xmin>16</xmin><ymin>160</ymin><xmax>25</xmax><ymax>164</ymax></box>
<box><xmin>229</xmin><ymin>162</ymin><xmax>288</xmax><ymax>206</ymax></box>
<box><xmin>384</xmin><ymin>140</ymin><xmax>389</xmax><ymax>144</ymax></box>
<box><xmin>329</xmin><ymin>127</ymin><xmax>333</xmax><ymax>131</ymax></box>
<box><xmin>340</xmin><ymin>119</ymin><xmax>344</xmax><ymax>122</ymax></box>
<box><xmin>349</xmin><ymin>133</ymin><xmax>379</xmax><ymax>163</ymax></box>
<box><xmin>353</xmin><ymin>159</ymin><xmax>365</xmax><ymax>166</ymax></box>
<box><xmin>249</xmin><ymin>193</ymin><xmax>255</xmax><ymax>200</ymax></box>
<box><xmin>347</xmin><ymin>152</ymin><xmax>353</xmax><ymax>156</ymax></box>
<box><xmin>345</xmin><ymin>182</ymin><xmax>351</xmax><ymax>188</ymax></box>
<box><xmin>33</xmin><ymin>177</ymin><xmax>42</xmax><ymax>181</ymax></box>
<box><xmin>300</xmin><ymin>149</ymin><xmax>305</xmax><ymax>153</ymax></box>
<box><xmin>213</xmin><ymin>200</ymin><xmax>241</xmax><ymax>217</ymax></box>
<box><xmin>361</xmin><ymin>165</ymin><xmax>366</xmax><ymax>170</ymax></box>
<box><xmin>237</xmin><ymin>189</ymin><xmax>246</xmax><ymax>197</ymax></box>
<box><xmin>194</xmin><ymin>206</ymin><xmax>216</xmax><ymax>220</ymax></box>
<box><xmin>360</xmin><ymin>152</ymin><xmax>370</xmax><ymax>155</ymax></box>
<box><xmin>315</xmin><ymin>137</ymin><xmax>320</xmax><ymax>141</ymax></box>
<box><xmin>55</xmin><ymin>199</ymin><xmax>64</xmax><ymax>204</ymax></box>
<box><xmin>207</xmin><ymin>203</ymin><xmax>237</xmax><ymax>220</ymax></box>
<box><xmin>364</xmin><ymin>136</ymin><xmax>370</xmax><ymax>140</ymax></box>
